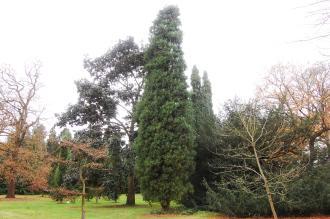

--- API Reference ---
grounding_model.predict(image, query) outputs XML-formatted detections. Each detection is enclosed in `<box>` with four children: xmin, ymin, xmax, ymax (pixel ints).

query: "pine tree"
<box><xmin>135</xmin><ymin>6</ymin><xmax>195</xmax><ymax>211</ymax></box>
<box><xmin>58</xmin><ymin>37</ymin><xmax>145</xmax><ymax>205</ymax></box>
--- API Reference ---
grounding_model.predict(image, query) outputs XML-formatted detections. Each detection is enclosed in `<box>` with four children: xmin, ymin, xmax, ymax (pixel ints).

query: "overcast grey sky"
<box><xmin>0</xmin><ymin>0</ymin><xmax>326</xmax><ymax>131</ymax></box>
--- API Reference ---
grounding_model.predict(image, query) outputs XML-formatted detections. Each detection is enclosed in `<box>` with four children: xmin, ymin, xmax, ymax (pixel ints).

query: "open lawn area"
<box><xmin>0</xmin><ymin>194</ymin><xmax>329</xmax><ymax>219</ymax></box>
<box><xmin>0</xmin><ymin>195</ymin><xmax>330</xmax><ymax>219</ymax></box>
<box><xmin>0</xmin><ymin>194</ymin><xmax>217</xmax><ymax>219</ymax></box>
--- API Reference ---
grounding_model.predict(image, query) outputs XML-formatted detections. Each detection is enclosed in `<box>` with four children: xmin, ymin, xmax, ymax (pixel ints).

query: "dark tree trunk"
<box><xmin>6</xmin><ymin>178</ymin><xmax>16</xmax><ymax>198</ymax></box>
<box><xmin>126</xmin><ymin>135</ymin><xmax>136</xmax><ymax>206</ymax></box>
<box><xmin>160</xmin><ymin>199</ymin><xmax>170</xmax><ymax>211</ymax></box>
<box><xmin>126</xmin><ymin>174</ymin><xmax>135</xmax><ymax>205</ymax></box>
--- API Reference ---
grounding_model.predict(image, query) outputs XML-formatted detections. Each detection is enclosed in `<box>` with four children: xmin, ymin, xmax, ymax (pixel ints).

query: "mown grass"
<box><xmin>0</xmin><ymin>194</ymin><xmax>216</xmax><ymax>219</ymax></box>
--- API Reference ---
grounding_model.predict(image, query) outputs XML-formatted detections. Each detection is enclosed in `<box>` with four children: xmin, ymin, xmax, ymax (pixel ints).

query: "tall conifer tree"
<box><xmin>202</xmin><ymin>71</ymin><xmax>213</xmax><ymax>116</ymax></box>
<box><xmin>183</xmin><ymin>68</ymin><xmax>216</xmax><ymax>207</ymax></box>
<box><xmin>135</xmin><ymin>6</ymin><xmax>195</xmax><ymax>211</ymax></box>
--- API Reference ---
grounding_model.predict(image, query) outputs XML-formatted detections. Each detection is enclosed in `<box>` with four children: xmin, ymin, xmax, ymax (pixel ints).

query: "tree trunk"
<box><xmin>160</xmin><ymin>199</ymin><xmax>170</xmax><ymax>211</ymax></box>
<box><xmin>6</xmin><ymin>178</ymin><xmax>16</xmax><ymax>198</ymax></box>
<box><xmin>252</xmin><ymin>143</ymin><xmax>278</xmax><ymax>219</ymax></box>
<box><xmin>80</xmin><ymin>168</ymin><xmax>86</xmax><ymax>219</ymax></box>
<box><xmin>81</xmin><ymin>181</ymin><xmax>86</xmax><ymax>219</ymax></box>
<box><xmin>264</xmin><ymin>181</ymin><xmax>278</xmax><ymax>219</ymax></box>
<box><xmin>6</xmin><ymin>149</ymin><xmax>18</xmax><ymax>199</ymax></box>
<box><xmin>126</xmin><ymin>121</ymin><xmax>136</xmax><ymax>206</ymax></box>
<box><xmin>126</xmin><ymin>174</ymin><xmax>135</xmax><ymax>205</ymax></box>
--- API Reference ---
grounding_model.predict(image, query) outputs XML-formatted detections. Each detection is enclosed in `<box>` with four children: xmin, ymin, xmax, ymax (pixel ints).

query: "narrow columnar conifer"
<box><xmin>135</xmin><ymin>6</ymin><xmax>195</xmax><ymax>211</ymax></box>
<box><xmin>183</xmin><ymin>67</ymin><xmax>216</xmax><ymax>207</ymax></box>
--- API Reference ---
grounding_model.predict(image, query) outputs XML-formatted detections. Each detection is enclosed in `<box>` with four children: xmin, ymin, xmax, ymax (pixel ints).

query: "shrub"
<box><xmin>283</xmin><ymin>163</ymin><xmax>330</xmax><ymax>215</ymax></box>
<box><xmin>205</xmin><ymin>182</ymin><xmax>271</xmax><ymax>217</ymax></box>
<box><xmin>205</xmin><ymin>163</ymin><xmax>330</xmax><ymax>216</ymax></box>
<box><xmin>49</xmin><ymin>187</ymin><xmax>79</xmax><ymax>203</ymax></box>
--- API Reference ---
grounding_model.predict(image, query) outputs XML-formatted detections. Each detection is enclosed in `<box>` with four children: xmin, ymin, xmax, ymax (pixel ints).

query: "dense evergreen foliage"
<box><xmin>284</xmin><ymin>163</ymin><xmax>330</xmax><ymax>215</ymax></box>
<box><xmin>205</xmin><ymin>163</ymin><xmax>330</xmax><ymax>216</ymax></box>
<box><xmin>182</xmin><ymin>67</ymin><xmax>216</xmax><ymax>208</ymax></box>
<box><xmin>206</xmin><ymin>99</ymin><xmax>330</xmax><ymax>217</ymax></box>
<box><xmin>135</xmin><ymin>6</ymin><xmax>195</xmax><ymax>211</ymax></box>
<box><xmin>101</xmin><ymin>129</ymin><xmax>125</xmax><ymax>201</ymax></box>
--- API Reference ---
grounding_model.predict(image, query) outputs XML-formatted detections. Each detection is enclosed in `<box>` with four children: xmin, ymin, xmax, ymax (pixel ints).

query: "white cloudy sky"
<box><xmin>0</xmin><ymin>0</ymin><xmax>328</xmax><ymax>131</ymax></box>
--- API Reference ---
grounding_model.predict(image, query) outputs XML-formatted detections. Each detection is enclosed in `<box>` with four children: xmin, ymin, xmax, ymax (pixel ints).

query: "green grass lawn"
<box><xmin>0</xmin><ymin>194</ymin><xmax>217</xmax><ymax>219</ymax></box>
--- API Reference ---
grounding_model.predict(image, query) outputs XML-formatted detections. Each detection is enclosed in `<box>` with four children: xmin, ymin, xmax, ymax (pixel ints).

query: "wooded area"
<box><xmin>0</xmin><ymin>4</ymin><xmax>329</xmax><ymax>219</ymax></box>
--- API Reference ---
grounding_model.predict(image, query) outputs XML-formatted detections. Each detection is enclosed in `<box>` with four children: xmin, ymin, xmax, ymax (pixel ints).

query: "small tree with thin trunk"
<box><xmin>56</xmin><ymin>141</ymin><xmax>108</xmax><ymax>219</ymax></box>
<box><xmin>211</xmin><ymin>100</ymin><xmax>304</xmax><ymax>218</ymax></box>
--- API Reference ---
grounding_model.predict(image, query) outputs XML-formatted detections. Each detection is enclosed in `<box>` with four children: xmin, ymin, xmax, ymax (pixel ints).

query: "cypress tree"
<box><xmin>135</xmin><ymin>6</ymin><xmax>195</xmax><ymax>211</ymax></box>
<box><xmin>191</xmin><ymin>66</ymin><xmax>203</xmax><ymax>114</ymax></box>
<box><xmin>183</xmin><ymin>68</ymin><xmax>216</xmax><ymax>207</ymax></box>
<box><xmin>202</xmin><ymin>71</ymin><xmax>213</xmax><ymax>116</ymax></box>
<box><xmin>50</xmin><ymin>165</ymin><xmax>61</xmax><ymax>187</ymax></box>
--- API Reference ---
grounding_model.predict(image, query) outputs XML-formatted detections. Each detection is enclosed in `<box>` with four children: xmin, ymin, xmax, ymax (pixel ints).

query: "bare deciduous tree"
<box><xmin>213</xmin><ymin>101</ymin><xmax>304</xmax><ymax>219</ymax></box>
<box><xmin>259</xmin><ymin>63</ymin><xmax>330</xmax><ymax>168</ymax></box>
<box><xmin>0</xmin><ymin>62</ymin><xmax>44</xmax><ymax>198</ymax></box>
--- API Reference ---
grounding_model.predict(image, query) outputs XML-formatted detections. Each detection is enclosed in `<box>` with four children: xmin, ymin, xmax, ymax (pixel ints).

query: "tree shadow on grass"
<box><xmin>92</xmin><ymin>204</ymin><xmax>150</xmax><ymax>209</ymax></box>
<box><xmin>69</xmin><ymin>204</ymin><xmax>151</xmax><ymax>209</ymax></box>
